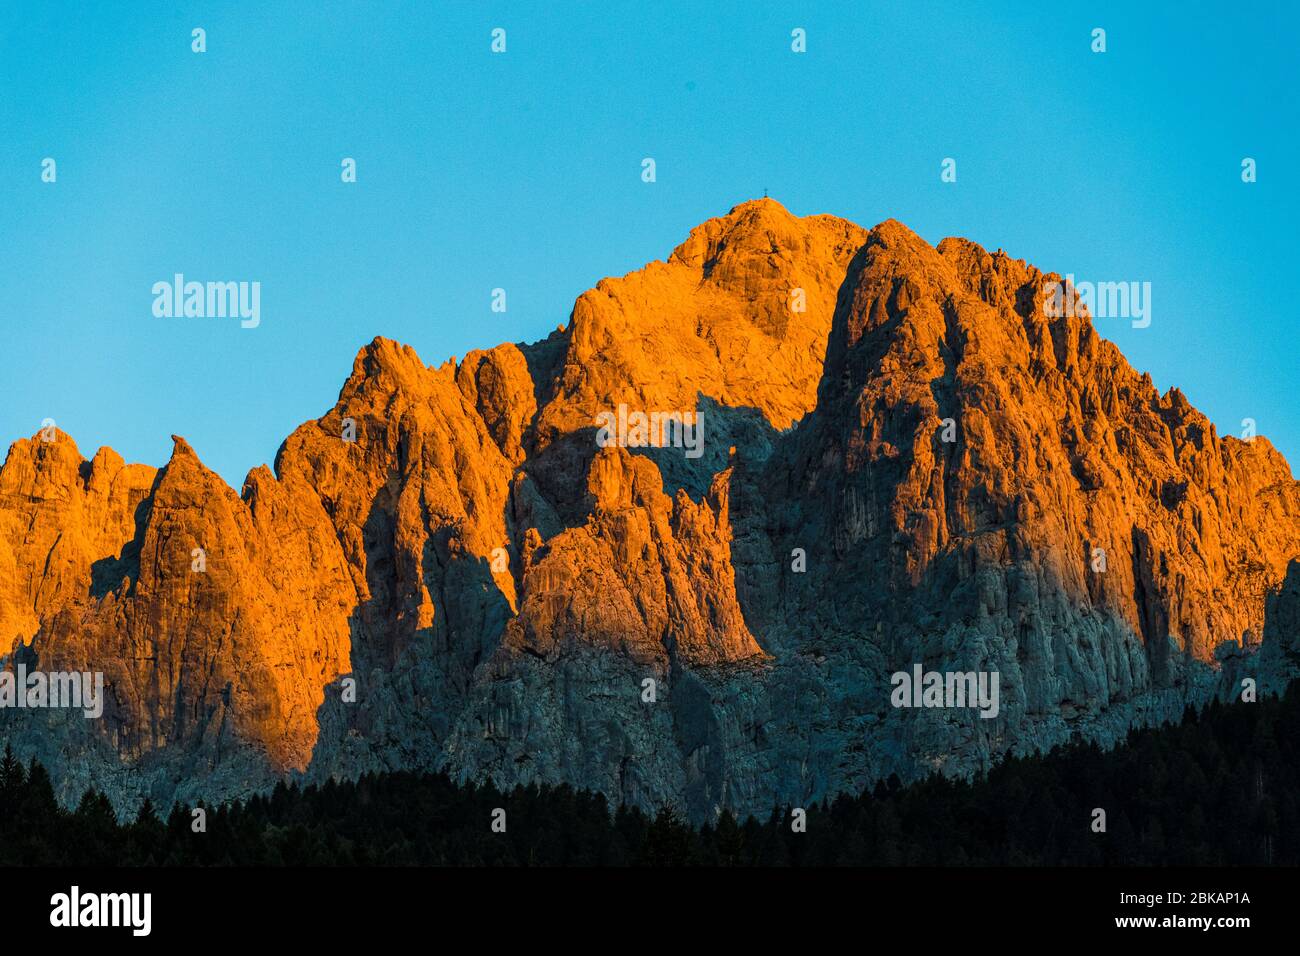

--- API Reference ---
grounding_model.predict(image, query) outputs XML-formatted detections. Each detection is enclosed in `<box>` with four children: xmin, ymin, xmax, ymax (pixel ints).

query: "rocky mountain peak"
<box><xmin>2</xmin><ymin>201</ymin><xmax>1297</xmax><ymax>823</ymax></box>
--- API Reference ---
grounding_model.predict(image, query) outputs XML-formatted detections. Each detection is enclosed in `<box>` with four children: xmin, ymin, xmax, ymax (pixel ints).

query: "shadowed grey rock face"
<box><xmin>3</xmin><ymin>200</ymin><xmax>1299</xmax><ymax>822</ymax></box>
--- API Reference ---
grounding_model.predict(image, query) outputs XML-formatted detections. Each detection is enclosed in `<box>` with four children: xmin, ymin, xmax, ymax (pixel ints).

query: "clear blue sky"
<box><xmin>2</xmin><ymin>1</ymin><xmax>1296</xmax><ymax>486</ymax></box>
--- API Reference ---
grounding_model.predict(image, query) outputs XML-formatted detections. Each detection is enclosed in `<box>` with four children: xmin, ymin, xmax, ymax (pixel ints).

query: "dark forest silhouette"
<box><xmin>2</xmin><ymin>683</ymin><xmax>1297</xmax><ymax>866</ymax></box>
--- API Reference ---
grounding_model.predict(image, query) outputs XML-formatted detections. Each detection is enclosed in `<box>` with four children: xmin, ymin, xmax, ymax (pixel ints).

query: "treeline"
<box><xmin>2</xmin><ymin>683</ymin><xmax>1298</xmax><ymax>866</ymax></box>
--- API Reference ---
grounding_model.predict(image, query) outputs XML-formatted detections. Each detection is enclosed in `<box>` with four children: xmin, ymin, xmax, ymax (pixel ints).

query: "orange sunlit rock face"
<box><xmin>2</xmin><ymin>198</ymin><xmax>1298</xmax><ymax>818</ymax></box>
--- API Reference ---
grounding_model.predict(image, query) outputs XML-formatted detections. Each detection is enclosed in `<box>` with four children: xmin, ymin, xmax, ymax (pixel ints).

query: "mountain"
<box><xmin>2</xmin><ymin>198</ymin><xmax>1298</xmax><ymax>821</ymax></box>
